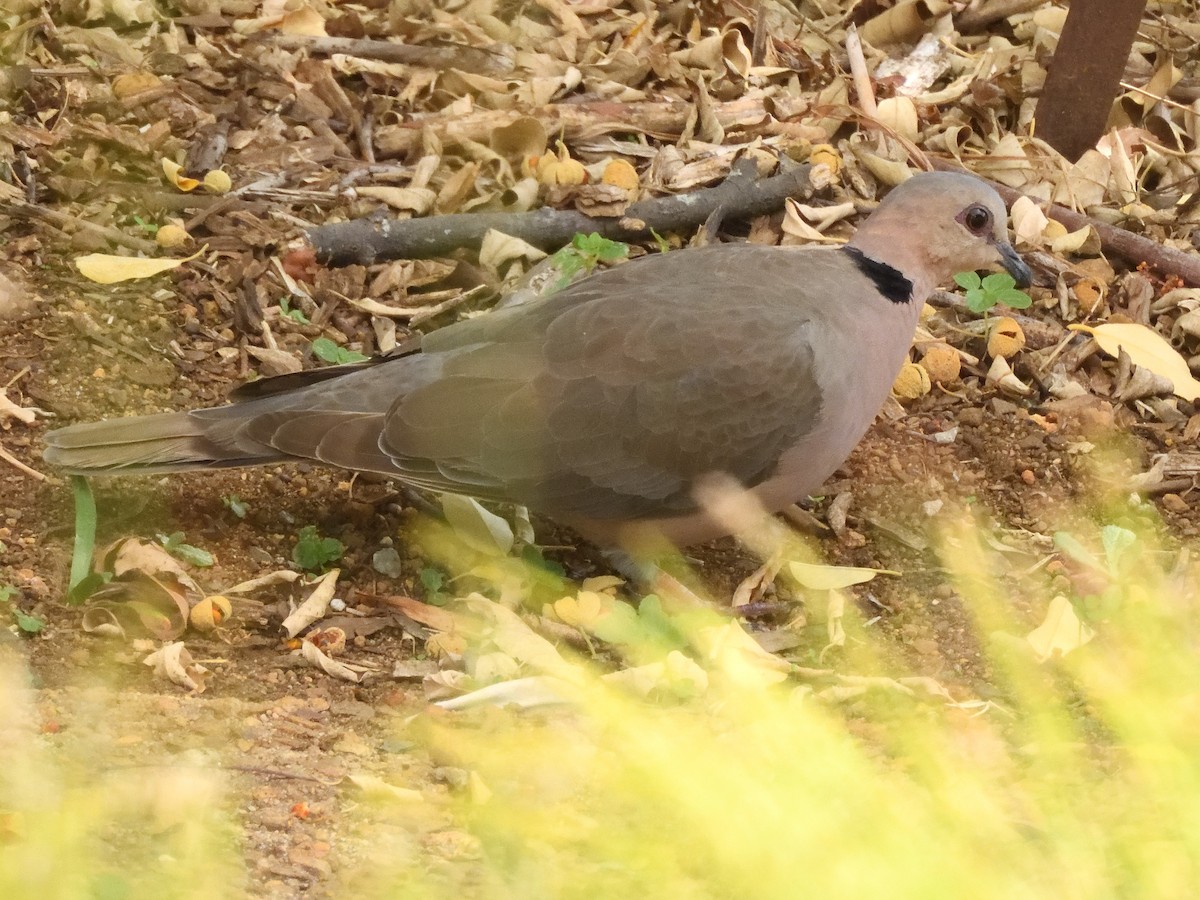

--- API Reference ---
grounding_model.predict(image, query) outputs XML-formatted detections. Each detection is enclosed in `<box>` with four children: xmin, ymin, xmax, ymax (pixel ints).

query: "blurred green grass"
<box><xmin>4</xmin><ymin>505</ymin><xmax>1199</xmax><ymax>899</ymax></box>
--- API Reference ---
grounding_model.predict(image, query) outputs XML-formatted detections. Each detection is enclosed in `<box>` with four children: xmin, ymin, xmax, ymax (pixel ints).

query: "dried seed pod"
<box><xmin>1073</xmin><ymin>276</ymin><xmax>1106</xmax><ymax>313</ymax></box>
<box><xmin>534</xmin><ymin>141</ymin><xmax>588</xmax><ymax>186</ymax></box>
<box><xmin>156</xmin><ymin>224</ymin><xmax>190</xmax><ymax>248</ymax></box>
<box><xmin>190</xmin><ymin>595</ymin><xmax>232</xmax><ymax>632</ymax></box>
<box><xmin>203</xmin><ymin>169</ymin><xmax>232</xmax><ymax>194</ymax></box>
<box><xmin>809</xmin><ymin>143</ymin><xmax>841</xmax><ymax>177</ymax></box>
<box><xmin>893</xmin><ymin>361</ymin><xmax>931</xmax><ymax>399</ymax></box>
<box><xmin>987</xmin><ymin>317</ymin><xmax>1026</xmax><ymax>359</ymax></box>
<box><xmin>919</xmin><ymin>343</ymin><xmax>961</xmax><ymax>384</ymax></box>
<box><xmin>601</xmin><ymin>159</ymin><xmax>639</xmax><ymax>192</ymax></box>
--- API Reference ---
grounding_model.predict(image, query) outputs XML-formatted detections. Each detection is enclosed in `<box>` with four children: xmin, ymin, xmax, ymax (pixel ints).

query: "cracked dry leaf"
<box><xmin>144</xmin><ymin>641</ymin><xmax>209</xmax><ymax>692</ymax></box>
<box><xmin>1070</xmin><ymin>323</ymin><xmax>1200</xmax><ymax>401</ymax></box>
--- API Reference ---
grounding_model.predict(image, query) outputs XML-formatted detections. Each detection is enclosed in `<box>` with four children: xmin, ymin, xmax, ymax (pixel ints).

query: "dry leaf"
<box><xmin>789</xmin><ymin>561</ymin><xmax>898</xmax><ymax>590</ymax></box>
<box><xmin>161</xmin><ymin>158</ymin><xmax>199</xmax><ymax>192</ymax></box>
<box><xmin>1026</xmin><ymin>595</ymin><xmax>1095</xmax><ymax>661</ymax></box>
<box><xmin>144</xmin><ymin>641</ymin><xmax>209</xmax><ymax>692</ymax></box>
<box><xmin>1070</xmin><ymin>323</ymin><xmax>1200</xmax><ymax>401</ymax></box>
<box><xmin>75</xmin><ymin>246</ymin><xmax>204</xmax><ymax>284</ymax></box>
<box><xmin>281</xmin><ymin>569</ymin><xmax>340</xmax><ymax>638</ymax></box>
<box><xmin>298</xmin><ymin>639</ymin><xmax>364</xmax><ymax>682</ymax></box>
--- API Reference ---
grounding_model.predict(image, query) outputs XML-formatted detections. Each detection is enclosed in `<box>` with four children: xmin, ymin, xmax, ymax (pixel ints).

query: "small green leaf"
<box><xmin>223</xmin><ymin>494</ymin><xmax>248</xmax><ymax>519</ymax></box>
<box><xmin>157</xmin><ymin>532</ymin><xmax>215</xmax><ymax>567</ymax></box>
<box><xmin>293</xmin><ymin>525</ymin><xmax>344</xmax><ymax>571</ymax></box>
<box><xmin>420</xmin><ymin>566</ymin><xmax>446</xmax><ymax>594</ymax></box>
<box><xmin>311</xmin><ymin>337</ymin><xmax>368</xmax><ymax>365</ymax></box>
<box><xmin>954</xmin><ymin>271</ymin><xmax>982</xmax><ymax>290</ymax></box>
<box><xmin>998</xmin><ymin>289</ymin><xmax>1032</xmax><ymax>309</ymax></box>
<box><xmin>0</xmin><ymin>585</ymin><xmax>16</xmax><ymax>603</ymax></box>
<box><xmin>14</xmin><ymin>611</ymin><xmax>44</xmax><ymax>634</ymax></box>
<box><xmin>1100</xmin><ymin>525</ymin><xmax>1137</xmax><ymax>573</ymax></box>
<box><xmin>965</xmin><ymin>289</ymin><xmax>993</xmax><ymax>313</ymax></box>
<box><xmin>280</xmin><ymin>297</ymin><xmax>310</xmax><ymax>324</ymax></box>
<box><xmin>982</xmin><ymin>272</ymin><xmax>1016</xmax><ymax>292</ymax></box>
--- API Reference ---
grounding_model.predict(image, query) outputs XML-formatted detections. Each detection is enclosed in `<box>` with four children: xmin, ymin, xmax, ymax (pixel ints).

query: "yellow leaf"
<box><xmin>74</xmin><ymin>246</ymin><xmax>205</xmax><ymax>284</ymax></box>
<box><xmin>162</xmin><ymin>158</ymin><xmax>199</xmax><ymax>192</ymax></box>
<box><xmin>1070</xmin><ymin>322</ymin><xmax>1200</xmax><ymax>401</ymax></box>
<box><xmin>788</xmin><ymin>561</ymin><xmax>899</xmax><ymax>590</ymax></box>
<box><xmin>1026</xmin><ymin>595</ymin><xmax>1094</xmax><ymax>662</ymax></box>
<box><xmin>277</xmin><ymin>6</ymin><xmax>327</xmax><ymax>36</ymax></box>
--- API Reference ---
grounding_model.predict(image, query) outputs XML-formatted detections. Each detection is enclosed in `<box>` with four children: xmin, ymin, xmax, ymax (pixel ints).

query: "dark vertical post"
<box><xmin>1035</xmin><ymin>0</ymin><xmax>1148</xmax><ymax>161</ymax></box>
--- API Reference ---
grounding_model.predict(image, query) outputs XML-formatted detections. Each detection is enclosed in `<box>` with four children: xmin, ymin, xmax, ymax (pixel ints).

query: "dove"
<box><xmin>44</xmin><ymin>172</ymin><xmax>1031</xmax><ymax>549</ymax></box>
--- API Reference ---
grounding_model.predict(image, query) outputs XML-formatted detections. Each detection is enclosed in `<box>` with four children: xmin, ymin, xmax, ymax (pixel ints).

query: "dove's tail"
<box><xmin>42</xmin><ymin>409</ymin><xmax>283</xmax><ymax>475</ymax></box>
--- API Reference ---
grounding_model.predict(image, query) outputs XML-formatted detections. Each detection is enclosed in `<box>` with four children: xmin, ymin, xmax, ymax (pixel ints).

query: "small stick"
<box><xmin>0</xmin><ymin>444</ymin><xmax>47</xmax><ymax>481</ymax></box>
<box><xmin>845</xmin><ymin>25</ymin><xmax>878</xmax><ymax>120</ymax></box>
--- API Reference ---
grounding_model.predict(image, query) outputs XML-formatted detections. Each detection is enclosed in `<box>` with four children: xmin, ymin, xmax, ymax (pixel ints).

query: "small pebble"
<box><xmin>1161</xmin><ymin>493</ymin><xmax>1188</xmax><ymax>513</ymax></box>
<box><xmin>372</xmin><ymin>547</ymin><xmax>404</xmax><ymax>578</ymax></box>
<box><xmin>1021</xmin><ymin>469</ymin><xmax>1036</xmax><ymax>485</ymax></box>
<box><xmin>329</xmin><ymin>598</ymin><xmax>346</xmax><ymax>612</ymax></box>
<box><xmin>958</xmin><ymin>407</ymin><xmax>985</xmax><ymax>427</ymax></box>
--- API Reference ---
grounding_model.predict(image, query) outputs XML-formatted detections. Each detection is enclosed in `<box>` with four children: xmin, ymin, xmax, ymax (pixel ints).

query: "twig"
<box><xmin>266</xmin><ymin>34</ymin><xmax>515</xmax><ymax>76</ymax></box>
<box><xmin>845</xmin><ymin>26</ymin><xmax>878</xmax><ymax>119</ymax></box>
<box><xmin>309</xmin><ymin>160</ymin><xmax>815</xmax><ymax>266</ymax></box>
<box><xmin>8</xmin><ymin>201</ymin><xmax>157</xmax><ymax>254</ymax></box>
<box><xmin>0</xmin><ymin>444</ymin><xmax>46</xmax><ymax>481</ymax></box>
<box><xmin>930</xmin><ymin>159</ymin><xmax>1200</xmax><ymax>286</ymax></box>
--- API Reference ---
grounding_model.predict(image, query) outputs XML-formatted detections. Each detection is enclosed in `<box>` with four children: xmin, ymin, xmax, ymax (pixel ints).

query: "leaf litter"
<box><xmin>6</xmin><ymin>0</ymin><xmax>1200</xmax><ymax>892</ymax></box>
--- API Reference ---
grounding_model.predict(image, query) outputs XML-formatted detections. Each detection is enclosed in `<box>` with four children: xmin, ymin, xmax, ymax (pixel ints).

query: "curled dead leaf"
<box><xmin>986</xmin><ymin>356</ymin><xmax>1031</xmax><ymax>396</ymax></box>
<box><xmin>144</xmin><ymin>641</ymin><xmax>209</xmax><ymax>692</ymax></box>
<box><xmin>162</xmin><ymin>158</ymin><xmax>199</xmax><ymax>192</ymax></box>
<box><xmin>281</xmin><ymin>569</ymin><xmax>340</xmax><ymax>638</ymax></box>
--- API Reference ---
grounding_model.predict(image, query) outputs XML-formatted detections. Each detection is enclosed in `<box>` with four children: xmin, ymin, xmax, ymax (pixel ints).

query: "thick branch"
<box><xmin>309</xmin><ymin>161</ymin><xmax>815</xmax><ymax>266</ymax></box>
<box><xmin>266</xmin><ymin>35</ymin><xmax>515</xmax><ymax>76</ymax></box>
<box><xmin>373</xmin><ymin>96</ymin><xmax>822</xmax><ymax>158</ymax></box>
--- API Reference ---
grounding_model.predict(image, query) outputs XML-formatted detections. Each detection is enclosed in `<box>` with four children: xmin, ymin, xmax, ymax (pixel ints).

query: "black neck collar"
<box><xmin>841</xmin><ymin>246</ymin><xmax>913</xmax><ymax>305</ymax></box>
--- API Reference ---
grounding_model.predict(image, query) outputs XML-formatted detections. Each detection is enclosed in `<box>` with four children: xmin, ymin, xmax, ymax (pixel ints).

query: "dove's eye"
<box><xmin>963</xmin><ymin>205</ymin><xmax>991</xmax><ymax>234</ymax></box>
